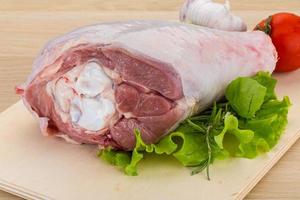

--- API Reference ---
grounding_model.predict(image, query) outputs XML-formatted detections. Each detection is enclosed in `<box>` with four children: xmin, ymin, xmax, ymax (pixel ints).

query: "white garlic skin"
<box><xmin>180</xmin><ymin>0</ymin><xmax>247</xmax><ymax>32</ymax></box>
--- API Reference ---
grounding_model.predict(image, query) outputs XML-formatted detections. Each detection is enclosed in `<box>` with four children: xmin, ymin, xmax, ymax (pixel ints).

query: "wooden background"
<box><xmin>0</xmin><ymin>0</ymin><xmax>299</xmax><ymax>199</ymax></box>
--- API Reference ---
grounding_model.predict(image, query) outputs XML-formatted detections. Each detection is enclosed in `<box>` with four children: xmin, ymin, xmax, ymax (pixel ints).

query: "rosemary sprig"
<box><xmin>190</xmin><ymin>159</ymin><xmax>208</xmax><ymax>175</ymax></box>
<box><xmin>190</xmin><ymin>125</ymin><xmax>213</xmax><ymax>180</ymax></box>
<box><xmin>189</xmin><ymin>102</ymin><xmax>228</xmax><ymax>180</ymax></box>
<box><xmin>190</xmin><ymin>115</ymin><xmax>211</xmax><ymax>121</ymax></box>
<box><xmin>186</xmin><ymin>119</ymin><xmax>206</xmax><ymax>133</ymax></box>
<box><xmin>205</xmin><ymin>125</ymin><xmax>212</xmax><ymax>180</ymax></box>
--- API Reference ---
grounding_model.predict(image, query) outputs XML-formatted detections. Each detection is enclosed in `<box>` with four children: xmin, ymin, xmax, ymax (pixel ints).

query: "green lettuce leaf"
<box><xmin>99</xmin><ymin>148</ymin><xmax>131</xmax><ymax>169</ymax></box>
<box><xmin>225</xmin><ymin>77</ymin><xmax>266</xmax><ymax>118</ymax></box>
<box><xmin>124</xmin><ymin>129</ymin><xmax>210</xmax><ymax>175</ymax></box>
<box><xmin>253</xmin><ymin>71</ymin><xmax>277</xmax><ymax>101</ymax></box>
<box><xmin>99</xmin><ymin>71</ymin><xmax>291</xmax><ymax>178</ymax></box>
<box><xmin>123</xmin><ymin>130</ymin><xmax>147</xmax><ymax>176</ymax></box>
<box><xmin>223</xmin><ymin>72</ymin><xmax>290</xmax><ymax>158</ymax></box>
<box><xmin>214</xmin><ymin>114</ymin><xmax>254</xmax><ymax>156</ymax></box>
<box><xmin>238</xmin><ymin>96</ymin><xmax>291</xmax><ymax>158</ymax></box>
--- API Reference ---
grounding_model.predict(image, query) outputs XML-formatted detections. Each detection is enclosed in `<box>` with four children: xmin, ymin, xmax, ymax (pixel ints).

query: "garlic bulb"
<box><xmin>180</xmin><ymin>0</ymin><xmax>247</xmax><ymax>32</ymax></box>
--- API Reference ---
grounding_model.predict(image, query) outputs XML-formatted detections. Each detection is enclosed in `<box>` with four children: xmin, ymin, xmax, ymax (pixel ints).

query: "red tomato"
<box><xmin>255</xmin><ymin>13</ymin><xmax>300</xmax><ymax>72</ymax></box>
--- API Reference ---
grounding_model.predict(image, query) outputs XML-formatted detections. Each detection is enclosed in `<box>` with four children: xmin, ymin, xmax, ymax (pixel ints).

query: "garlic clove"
<box><xmin>180</xmin><ymin>0</ymin><xmax>247</xmax><ymax>32</ymax></box>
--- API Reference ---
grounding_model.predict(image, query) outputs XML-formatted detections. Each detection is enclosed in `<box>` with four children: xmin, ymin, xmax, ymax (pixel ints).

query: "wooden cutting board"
<box><xmin>0</xmin><ymin>70</ymin><xmax>299</xmax><ymax>200</ymax></box>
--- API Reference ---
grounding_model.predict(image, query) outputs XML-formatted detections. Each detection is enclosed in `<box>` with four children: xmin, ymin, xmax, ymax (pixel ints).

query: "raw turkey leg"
<box><xmin>17</xmin><ymin>21</ymin><xmax>277</xmax><ymax>150</ymax></box>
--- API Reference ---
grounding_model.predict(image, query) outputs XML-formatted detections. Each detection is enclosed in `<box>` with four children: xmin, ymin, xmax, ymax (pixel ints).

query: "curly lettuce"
<box><xmin>99</xmin><ymin>72</ymin><xmax>291</xmax><ymax>178</ymax></box>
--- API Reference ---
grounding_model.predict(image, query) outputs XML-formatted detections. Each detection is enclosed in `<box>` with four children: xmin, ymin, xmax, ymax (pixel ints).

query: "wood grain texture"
<box><xmin>0</xmin><ymin>0</ymin><xmax>300</xmax><ymax>11</ymax></box>
<box><xmin>0</xmin><ymin>0</ymin><xmax>299</xmax><ymax>199</ymax></box>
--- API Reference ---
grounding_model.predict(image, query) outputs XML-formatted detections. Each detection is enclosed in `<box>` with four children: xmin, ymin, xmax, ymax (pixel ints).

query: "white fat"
<box><xmin>70</xmin><ymin>97</ymin><xmax>82</xmax><ymax>123</ymax></box>
<box><xmin>65</xmin><ymin>66</ymin><xmax>83</xmax><ymax>82</ymax></box>
<box><xmin>75</xmin><ymin>62</ymin><xmax>112</xmax><ymax>97</ymax></box>
<box><xmin>50</xmin><ymin>61</ymin><xmax>116</xmax><ymax>133</ymax></box>
<box><xmin>70</xmin><ymin>96</ymin><xmax>115</xmax><ymax>131</ymax></box>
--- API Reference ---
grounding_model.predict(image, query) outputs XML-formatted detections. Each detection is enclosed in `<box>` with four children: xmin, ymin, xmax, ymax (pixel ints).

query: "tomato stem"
<box><xmin>255</xmin><ymin>16</ymin><xmax>272</xmax><ymax>35</ymax></box>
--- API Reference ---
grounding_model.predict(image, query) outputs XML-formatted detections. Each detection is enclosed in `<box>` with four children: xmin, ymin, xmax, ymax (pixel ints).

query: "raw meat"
<box><xmin>17</xmin><ymin>21</ymin><xmax>277</xmax><ymax>150</ymax></box>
